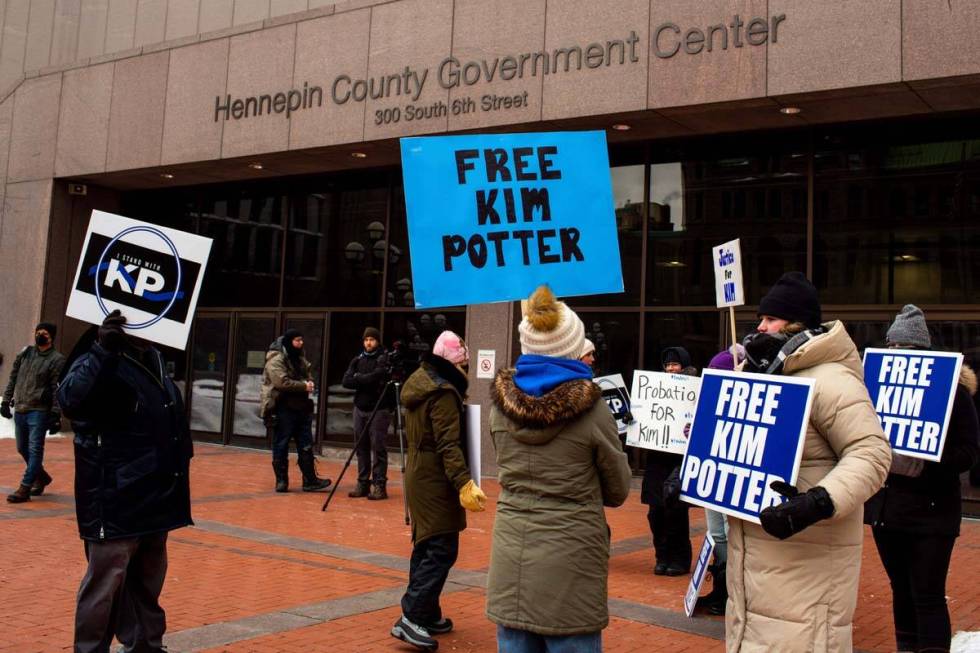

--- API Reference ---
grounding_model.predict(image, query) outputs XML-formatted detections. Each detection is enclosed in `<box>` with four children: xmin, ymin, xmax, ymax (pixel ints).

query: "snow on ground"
<box><xmin>953</xmin><ymin>630</ymin><xmax>980</xmax><ymax>652</ymax></box>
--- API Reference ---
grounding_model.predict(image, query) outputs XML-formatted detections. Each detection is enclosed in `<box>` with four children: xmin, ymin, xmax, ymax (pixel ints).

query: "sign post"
<box><xmin>65</xmin><ymin>210</ymin><xmax>212</xmax><ymax>350</ymax></box>
<box><xmin>680</xmin><ymin>369</ymin><xmax>814</xmax><ymax>523</ymax></box>
<box><xmin>863</xmin><ymin>348</ymin><xmax>963</xmax><ymax>461</ymax></box>
<box><xmin>712</xmin><ymin>238</ymin><xmax>744</xmax><ymax>356</ymax></box>
<box><xmin>400</xmin><ymin>131</ymin><xmax>623</xmax><ymax>308</ymax></box>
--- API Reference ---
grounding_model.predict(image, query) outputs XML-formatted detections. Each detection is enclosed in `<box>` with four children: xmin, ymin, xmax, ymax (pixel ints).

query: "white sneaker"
<box><xmin>390</xmin><ymin>615</ymin><xmax>438</xmax><ymax>651</ymax></box>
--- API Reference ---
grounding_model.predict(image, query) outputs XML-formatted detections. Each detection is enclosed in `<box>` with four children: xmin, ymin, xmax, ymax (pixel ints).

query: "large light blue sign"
<box><xmin>863</xmin><ymin>348</ymin><xmax>963</xmax><ymax>462</ymax></box>
<box><xmin>399</xmin><ymin>131</ymin><xmax>623</xmax><ymax>308</ymax></box>
<box><xmin>680</xmin><ymin>369</ymin><xmax>814</xmax><ymax>524</ymax></box>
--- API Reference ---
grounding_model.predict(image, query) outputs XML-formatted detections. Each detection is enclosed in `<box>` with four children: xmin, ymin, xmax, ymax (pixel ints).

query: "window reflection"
<box><xmin>188</xmin><ymin>317</ymin><xmax>229</xmax><ymax>434</ymax></box>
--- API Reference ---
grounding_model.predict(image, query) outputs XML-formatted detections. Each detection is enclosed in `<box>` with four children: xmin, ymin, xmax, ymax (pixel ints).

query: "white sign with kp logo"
<box><xmin>66</xmin><ymin>210</ymin><xmax>213</xmax><ymax>350</ymax></box>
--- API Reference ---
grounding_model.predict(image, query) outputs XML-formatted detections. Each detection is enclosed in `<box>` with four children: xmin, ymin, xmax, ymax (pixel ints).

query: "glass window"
<box><xmin>642</xmin><ymin>311</ymin><xmax>721</xmax><ymax>373</ymax></box>
<box><xmin>646</xmin><ymin>136</ymin><xmax>807</xmax><ymax>306</ymax></box>
<box><xmin>188</xmin><ymin>316</ymin><xmax>229</xmax><ymax>434</ymax></box>
<box><xmin>813</xmin><ymin>128</ymin><xmax>980</xmax><ymax>305</ymax></box>
<box><xmin>284</xmin><ymin>174</ymin><xmax>388</xmax><ymax>307</ymax></box>
<box><xmin>197</xmin><ymin>188</ymin><xmax>285</xmax><ymax>307</ymax></box>
<box><xmin>231</xmin><ymin>317</ymin><xmax>278</xmax><ymax>439</ymax></box>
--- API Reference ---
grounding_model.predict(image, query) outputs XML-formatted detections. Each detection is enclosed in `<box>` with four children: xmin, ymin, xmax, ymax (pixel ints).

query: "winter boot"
<box><xmin>367</xmin><ymin>481</ymin><xmax>388</xmax><ymax>501</ymax></box>
<box><xmin>6</xmin><ymin>484</ymin><xmax>31</xmax><ymax>503</ymax></box>
<box><xmin>273</xmin><ymin>458</ymin><xmax>289</xmax><ymax>493</ymax></box>
<box><xmin>348</xmin><ymin>481</ymin><xmax>371</xmax><ymax>498</ymax></box>
<box><xmin>30</xmin><ymin>468</ymin><xmax>52</xmax><ymax>496</ymax></box>
<box><xmin>696</xmin><ymin>563</ymin><xmax>728</xmax><ymax>615</ymax></box>
<box><xmin>391</xmin><ymin>615</ymin><xmax>438</xmax><ymax>651</ymax></box>
<box><xmin>298</xmin><ymin>449</ymin><xmax>332</xmax><ymax>492</ymax></box>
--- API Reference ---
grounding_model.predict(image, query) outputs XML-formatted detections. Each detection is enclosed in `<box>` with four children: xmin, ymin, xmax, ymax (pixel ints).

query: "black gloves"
<box><xmin>98</xmin><ymin>310</ymin><xmax>128</xmax><ymax>353</ymax></box>
<box><xmin>0</xmin><ymin>401</ymin><xmax>11</xmax><ymax>419</ymax></box>
<box><xmin>622</xmin><ymin>410</ymin><xmax>635</xmax><ymax>425</ymax></box>
<box><xmin>662</xmin><ymin>466</ymin><xmax>682</xmax><ymax>507</ymax></box>
<box><xmin>47</xmin><ymin>413</ymin><xmax>61</xmax><ymax>435</ymax></box>
<box><xmin>759</xmin><ymin>481</ymin><xmax>835</xmax><ymax>540</ymax></box>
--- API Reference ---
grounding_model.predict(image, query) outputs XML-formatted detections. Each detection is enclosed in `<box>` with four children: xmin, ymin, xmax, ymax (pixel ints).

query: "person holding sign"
<box><xmin>486</xmin><ymin>286</ymin><xmax>631</xmax><ymax>652</ymax></box>
<box><xmin>865</xmin><ymin>305</ymin><xmax>980</xmax><ymax>653</ymax></box>
<box><xmin>642</xmin><ymin>347</ymin><xmax>695</xmax><ymax>576</ymax></box>
<box><xmin>726</xmin><ymin>272</ymin><xmax>891</xmax><ymax>653</ymax></box>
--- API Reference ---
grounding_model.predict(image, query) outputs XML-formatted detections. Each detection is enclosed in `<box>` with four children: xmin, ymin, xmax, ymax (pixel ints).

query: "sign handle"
<box><xmin>729</xmin><ymin>306</ymin><xmax>738</xmax><ymax>361</ymax></box>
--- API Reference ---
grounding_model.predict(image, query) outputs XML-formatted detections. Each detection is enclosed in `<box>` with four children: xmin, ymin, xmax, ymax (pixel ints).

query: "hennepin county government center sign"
<box><xmin>213</xmin><ymin>12</ymin><xmax>787</xmax><ymax>126</ymax></box>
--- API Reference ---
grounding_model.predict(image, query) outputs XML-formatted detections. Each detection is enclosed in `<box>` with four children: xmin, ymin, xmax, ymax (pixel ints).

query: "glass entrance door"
<box><xmin>230</xmin><ymin>315</ymin><xmax>278</xmax><ymax>447</ymax></box>
<box><xmin>187</xmin><ymin>315</ymin><xmax>231</xmax><ymax>443</ymax></box>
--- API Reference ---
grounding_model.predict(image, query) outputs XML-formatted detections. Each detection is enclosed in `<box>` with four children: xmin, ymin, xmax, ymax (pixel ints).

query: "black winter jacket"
<box><xmin>342</xmin><ymin>349</ymin><xmax>392</xmax><ymax>411</ymax></box>
<box><xmin>58</xmin><ymin>343</ymin><xmax>193</xmax><ymax>541</ymax></box>
<box><xmin>865</xmin><ymin>365</ymin><xmax>980</xmax><ymax>537</ymax></box>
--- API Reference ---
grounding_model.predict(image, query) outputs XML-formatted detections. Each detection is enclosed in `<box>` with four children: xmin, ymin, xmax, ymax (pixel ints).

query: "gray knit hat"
<box><xmin>886</xmin><ymin>304</ymin><xmax>931</xmax><ymax>349</ymax></box>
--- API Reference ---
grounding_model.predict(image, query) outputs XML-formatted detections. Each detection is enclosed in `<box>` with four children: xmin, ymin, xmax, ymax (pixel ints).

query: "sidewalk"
<box><xmin>1</xmin><ymin>438</ymin><xmax>977</xmax><ymax>653</ymax></box>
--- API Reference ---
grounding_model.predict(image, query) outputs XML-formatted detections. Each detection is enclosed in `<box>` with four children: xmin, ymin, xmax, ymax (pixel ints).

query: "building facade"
<box><xmin>1</xmin><ymin>1</ymin><xmax>979</xmax><ymax>489</ymax></box>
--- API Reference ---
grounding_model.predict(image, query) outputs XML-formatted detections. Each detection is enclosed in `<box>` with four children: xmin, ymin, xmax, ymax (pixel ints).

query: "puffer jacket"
<box><xmin>58</xmin><ymin>342</ymin><xmax>193</xmax><ymax>541</ymax></box>
<box><xmin>401</xmin><ymin>353</ymin><xmax>471</xmax><ymax>544</ymax></box>
<box><xmin>3</xmin><ymin>345</ymin><xmax>65</xmax><ymax>414</ymax></box>
<box><xmin>486</xmin><ymin>368</ymin><xmax>632</xmax><ymax>636</ymax></box>
<box><xmin>259</xmin><ymin>337</ymin><xmax>313</xmax><ymax>419</ymax></box>
<box><xmin>865</xmin><ymin>364</ymin><xmax>980</xmax><ymax>537</ymax></box>
<box><xmin>726</xmin><ymin>320</ymin><xmax>891</xmax><ymax>653</ymax></box>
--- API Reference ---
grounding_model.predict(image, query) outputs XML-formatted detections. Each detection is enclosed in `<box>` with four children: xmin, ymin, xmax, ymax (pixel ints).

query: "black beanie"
<box><xmin>283</xmin><ymin>328</ymin><xmax>303</xmax><ymax>341</ymax></box>
<box><xmin>36</xmin><ymin>322</ymin><xmax>57</xmax><ymax>341</ymax></box>
<box><xmin>758</xmin><ymin>272</ymin><xmax>822</xmax><ymax>329</ymax></box>
<box><xmin>282</xmin><ymin>328</ymin><xmax>303</xmax><ymax>358</ymax></box>
<box><xmin>363</xmin><ymin>326</ymin><xmax>381</xmax><ymax>341</ymax></box>
<box><xmin>662</xmin><ymin>346</ymin><xmax>692</xmax><ymax>369</ymax></box>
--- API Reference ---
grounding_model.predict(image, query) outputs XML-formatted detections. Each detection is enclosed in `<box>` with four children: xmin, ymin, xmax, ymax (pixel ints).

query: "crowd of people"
<box><xmin>2</xmin><ymin>271</ymin><xmax>978</xmax><ymax>653</ymax></box>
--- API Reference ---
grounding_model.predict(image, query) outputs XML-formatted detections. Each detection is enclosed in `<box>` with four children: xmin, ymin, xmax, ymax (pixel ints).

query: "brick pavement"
<box><xmin>0</xmin><ymin>437</ymin><xmax>978</xmax><ymax>652</ymax></box>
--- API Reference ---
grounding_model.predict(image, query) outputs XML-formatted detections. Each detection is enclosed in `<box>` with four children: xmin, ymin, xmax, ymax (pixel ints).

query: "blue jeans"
<box><xmin>496</xmin><ymin>626</ymin><xmax>601</xmax><ymax>653</ymax></box>
<box><xmin>14</xmin><ymin>410</ymin><xmax>47</xmax><ymax>486</ymax></box>
<box><xmin>705</xmin><ymin>508</ymin><xmax>729</xmax><ymax>565</ymax></box>
<box><xmin>271</xmin><ymin>407</ymin><xmax>313</xmax><ymax>461</ymax></box>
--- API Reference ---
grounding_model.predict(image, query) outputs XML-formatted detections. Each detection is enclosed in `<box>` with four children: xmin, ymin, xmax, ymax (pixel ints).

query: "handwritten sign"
<box><xmin>626</xmin><ymin>371</ymin><xmax>700</xmax><ymax>454</ymax></box>
<box><xmin>712</xmin><ymin>238</ymin><xmax>744</xmax><ymax>308</ymax></box>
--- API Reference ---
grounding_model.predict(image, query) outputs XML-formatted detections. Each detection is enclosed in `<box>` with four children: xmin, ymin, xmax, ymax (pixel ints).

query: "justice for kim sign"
<box><xmin>680</xmin><ymin>369</ymin><xmax>814</xmax><ymax>524</ymax></box>
<box><xmin>626</xmin><ymin>371</ymin><xmax>701</xmax><ymax>455</ymax></box>
<box><xmin>863</xmin><ymin>348</ymin><xmax>963</xmax><ymax>462</ymax></box>
<box><xmin>66</xmin><ymin>210</ymin><xmax>212</xmax><ymax>350</ymax></box>
<box><xmin>595</xmin><ymin>374</ymin><xmax>631</xmax><ymax>435</ymax></box>
<box><xmin>684</xmin><ymin>533</ymin><xmax>716</xmax><ymax>618</ymax></box>
<box><xmin>399</xmin><ymin>131</ymin><xmax>623</xmax><ymax>308</ymax></box>
<box><xmin>712</xmin><ymin>238</ymin><xmax>744</xmax><ymax>308</ymax></box>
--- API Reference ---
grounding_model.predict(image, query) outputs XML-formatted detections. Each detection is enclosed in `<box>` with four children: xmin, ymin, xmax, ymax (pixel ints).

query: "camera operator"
<box><xmin>342</xmin><ymin>327</ymin><xmax>393</xmax><ymax>500</ymax></box>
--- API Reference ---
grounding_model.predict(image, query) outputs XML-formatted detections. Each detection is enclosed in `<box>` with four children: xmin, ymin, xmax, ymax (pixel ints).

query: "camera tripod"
<box><xmin>321</xmin><ymin>380</ymin><xmax>410</xmax><ymax>526</ymax></box>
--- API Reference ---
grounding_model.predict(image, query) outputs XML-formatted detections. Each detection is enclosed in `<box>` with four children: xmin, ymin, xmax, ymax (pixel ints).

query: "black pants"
<box><xmin>647</xmin><ymin>504</ymin><xmax>691</xmax><ymax>570</ymax></box>
<box><xmin>873</xmin><ymin>529</ymin><xmax>955</xmax><ymax>653</ymax></box>
<box><xmin>353</xmin><ymin>407</ymin><xmax>391</xmax><ymax>484</ymax></box>
<box><xmin>75</xmin><ymin>532</ymin><xmax>169</xmax><ymax>653</ymax></box>
<box><xmin>401</xmin><ymin>532</ymin><xmax>459</xmax><ymax>625</ymax></box>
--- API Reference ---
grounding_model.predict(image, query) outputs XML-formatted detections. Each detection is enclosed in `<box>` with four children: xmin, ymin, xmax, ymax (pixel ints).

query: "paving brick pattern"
<box><xmin>1</xmin><ymin>438</ymin><xmax>977</xmax><ymax>652</ymax></box>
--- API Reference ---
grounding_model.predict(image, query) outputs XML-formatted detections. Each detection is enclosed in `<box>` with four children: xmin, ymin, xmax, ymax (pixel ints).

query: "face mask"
<box><xmin>35</xmin><ymin>334</ymin><xmax>50</xmax><ymax>346</ymax></box>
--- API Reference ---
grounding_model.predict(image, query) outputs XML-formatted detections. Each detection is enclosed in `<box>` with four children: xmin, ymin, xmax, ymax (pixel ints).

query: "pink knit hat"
<box><xmin>433</xmin><ymin>330</ymin><xmax>468</xmax><ymax>365</ymax></box>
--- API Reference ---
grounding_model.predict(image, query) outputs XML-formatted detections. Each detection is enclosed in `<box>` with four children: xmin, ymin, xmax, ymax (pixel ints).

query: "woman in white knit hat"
<box><xmin>486</xmin><ymin>285</ymin><xmax>632</xmax><ymax>652</ymax></box>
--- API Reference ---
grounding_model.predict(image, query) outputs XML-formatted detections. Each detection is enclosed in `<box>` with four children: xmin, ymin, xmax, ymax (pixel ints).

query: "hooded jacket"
<box><xmin>260</xmin><ymin>336</ymin><xmax>313</xmax><ymax>419</ymax></box>
<box><xmin>58</xmin><ymin>342</ymin><xmax>193</xmax><ymax>541</ymax></box>
<box><xmin>3</xmin><ymin>345</ymin><xmax>65</xmax><ymax>414</ymax></box>
<box><xmin>726</xmin><ymin>321</ymin><xmax>891</xmax><ymax>653</ymax></box>
<box><xmin>486</xmin><ymin>368</ymin><xmax>632</xmax><ymax>636</ymax></box>
<box><xmin>401</xmin><ymin>353</ymin><xmax>472</xmax><ymax>544</ymax></box>
<box><xmin>865</xmin><ymin>364</ymin><xmax>980</xmax><ymax>537</ymax></box>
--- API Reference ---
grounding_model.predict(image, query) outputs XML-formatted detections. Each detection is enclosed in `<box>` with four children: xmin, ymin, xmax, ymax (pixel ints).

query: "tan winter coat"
<box><xmin>726</xmin><ymin>320</ymin><xmax>892</xmax><ymax>653</ymax></box>
<box><xmin>259</xmin><ymin>339</ymin><xmax>312</xmax><ymax>419</ymax></box>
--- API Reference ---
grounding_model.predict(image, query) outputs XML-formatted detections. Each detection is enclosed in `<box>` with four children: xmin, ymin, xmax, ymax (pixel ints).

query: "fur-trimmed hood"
<box><xmin>960</xmin><ymin>363</ymin><xmax>977</xmax><ymax>396</ymax></box>
<box><xmin>490</xmin><ymin>368</ymin><xmax>602</xmax><ymax>443</ymax></box>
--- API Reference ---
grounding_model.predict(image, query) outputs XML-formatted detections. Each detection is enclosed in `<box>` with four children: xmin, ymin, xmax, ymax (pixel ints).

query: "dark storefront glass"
<box><xmin>188</xmin><ymin>316</ymin><xmax>229</xmax><ymax>434</ymax></box>
<box><xmin>813</xmin><ymin>131</ymin><xmax>980</xmax><ymax>305</ymax></box>
<box><xmin>642</xmin><ymin>311</ymin><xmax>721</xmax><ymax>372</ymax></box>
<box><xmin>580</xmin><ymin>313</ymin><xmax>640</xmax><ymax>381</ymax></box>
<box><xmin>231</xmin><ymin>316</ymin><xmax>277</xmax><ymax>439</ymax></box>
<box><xmin>646</xmin><ymin>136</ymin><xmax>807</xmax><ymax>306</ymax></box>
<box><xmin>284</xmin><ymin>175</ymin><xmax>388</xmax><ymax>307</ymax></box>
<box><xmin>197</xmin><ymin>189</ymin><xmax>285</xmax><ymax>307</ymax></box>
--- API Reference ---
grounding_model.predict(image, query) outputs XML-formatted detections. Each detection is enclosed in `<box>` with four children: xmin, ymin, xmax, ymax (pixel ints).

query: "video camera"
<box><xmin>386</xmin><ymin>340</ymin><xmax>420</xmax><ymax>384</ymax></box>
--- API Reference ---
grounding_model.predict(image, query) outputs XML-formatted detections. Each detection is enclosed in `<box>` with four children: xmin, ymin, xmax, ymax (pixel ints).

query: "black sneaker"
<box><xmin>665</xmin><ymin>564</ymin><xmax>689</xmax><ymax>577</ymax></box>
<box><xmin>653</xmin><ymin>562</ymin><xmax>668</xmax><ymax>575</ymax></box>
<box><xmin>426</xmin><ymin>617</ymin><xmax>453</xmax><ymax>635</ymax></box>
<box><xmin>391</xmin><ymin>615</ymin><xmax>438</xmax><ymax>651</ymax></box>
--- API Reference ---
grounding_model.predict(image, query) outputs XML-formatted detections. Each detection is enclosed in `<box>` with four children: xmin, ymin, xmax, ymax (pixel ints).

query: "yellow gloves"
<box><xmin>459</xmin><ymin>479</ymin><xmax>487</xmax><ymax>512</ymax></box>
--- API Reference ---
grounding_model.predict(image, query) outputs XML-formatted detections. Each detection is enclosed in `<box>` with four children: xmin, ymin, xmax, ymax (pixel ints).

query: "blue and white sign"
<box><xmin>712</xmin><ymin>238</ymin><xmax>744</xmax><ymax>308</ymax></box>
<box><xmin>66</xmin><ymin>210</ymin><xmax>213</xmax><ymax>350</ymax></box>
<box><xmin>863</xmin><ymin>348</ymin><xmax>963</xmax><ymax>462</ymax></box>
<box><xmin>680</xmin><ymin>369</ymin><xmax>814</xmax><ymax>524</ymax></box>
<box><xmin>400</xmin><ymin>131</ymin><xmax>623</xmax><ymax>308</ymax></box>
<box><xmin>684</xmin><ymin>533</ymin><xmax>716</xmax><ymax>618</ymax></box>
<box><xmin>595</xmin><ymin>373</ymin><xmax>631</xmax><ymax>435</ymax></box>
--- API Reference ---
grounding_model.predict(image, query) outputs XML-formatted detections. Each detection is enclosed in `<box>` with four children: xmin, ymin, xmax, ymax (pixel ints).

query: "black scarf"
<box><xmin>743</xmin><ymin>326</ymin><xmax>826</xmax><ymax>375</ymax></box>
<box><xmin>425</xmin><ymin>353</ymin><xmax>468</xmax><ymax>398</ymax></box>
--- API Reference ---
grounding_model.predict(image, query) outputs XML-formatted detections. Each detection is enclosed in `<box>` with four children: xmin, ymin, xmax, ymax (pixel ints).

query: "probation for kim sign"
<box><xmin>399</xmin><ymin>131</ymin><xmax>623</xmax><ymax>308</ymax></box>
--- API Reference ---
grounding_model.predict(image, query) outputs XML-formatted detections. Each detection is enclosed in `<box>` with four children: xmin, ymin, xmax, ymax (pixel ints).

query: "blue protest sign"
<box><xmin>685</xmin><ymin>533</ymin><xmax>716</xmax><ymax>618</ymax></box>
<box><xmin>863</xmin><ymin>348</ymin><xmax>963</xmax><ymax>462</ymax></box>
<box><xmin>680</xmin><ymin>369</ymin><xmax>814</xmax><ymax>524</ymax></box>
<box><xmin>399</xmin><ymin>131</ymin><xmax>623</xmax><ymax>308</ymax></box>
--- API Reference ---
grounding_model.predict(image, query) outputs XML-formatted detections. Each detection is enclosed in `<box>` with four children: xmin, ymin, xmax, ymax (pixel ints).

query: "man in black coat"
<box><xmin>58</xmin><ymin>311</ymin><xmax>193</xmax><ymax>653</ymax></box>
<box><xmin>342</xmin><ymin>327</ymin><xmax>393</xmax><ymax>500</ymax></box>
